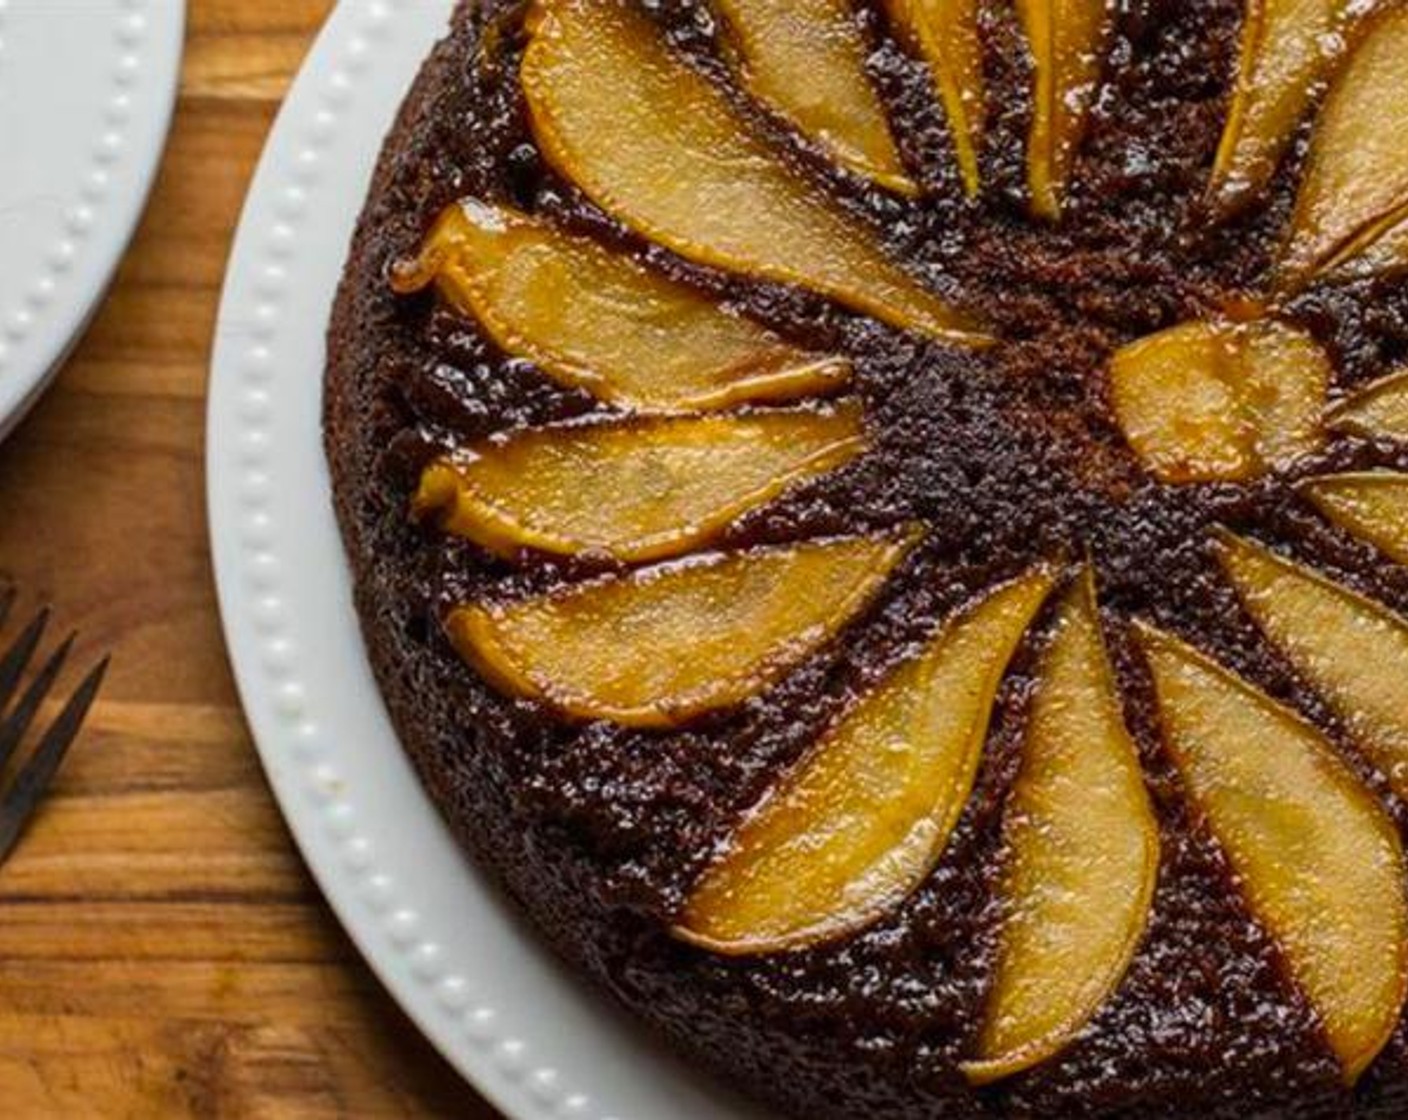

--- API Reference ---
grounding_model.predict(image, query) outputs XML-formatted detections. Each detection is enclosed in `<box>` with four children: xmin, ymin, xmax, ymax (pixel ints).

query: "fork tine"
<box><xmin>0</xmin><ymin>656</ymin><xmax>108</xmax><ymax>866</ymax></box>
<box><xmin>0</xmin><ymin>607</ymin><xmax>49</xmax><ymax>716</ymax></box>
<box><xmin>0</xmin><ymin>633</ymin><xmax>75</xmax><ymax>772</ymax></box>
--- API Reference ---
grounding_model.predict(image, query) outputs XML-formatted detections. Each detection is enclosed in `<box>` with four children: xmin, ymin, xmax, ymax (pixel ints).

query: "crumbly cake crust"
<box><xmin>324</xmin><ymin>2</ymin><xmax>1408</xmax><ymax>1115</ymax></box>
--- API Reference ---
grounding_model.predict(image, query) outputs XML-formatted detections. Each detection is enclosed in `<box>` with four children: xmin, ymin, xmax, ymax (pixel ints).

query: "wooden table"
<box><xmin>0</xmin><ymin>4</ymin><xmax>496</xmax><ymax>1114</ymax></box>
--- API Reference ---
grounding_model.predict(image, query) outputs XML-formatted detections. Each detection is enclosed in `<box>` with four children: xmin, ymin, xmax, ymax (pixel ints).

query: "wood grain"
<box><xmin>0</xmin><ymin>5</ymin><xmax>496</xmax><ymax>1115</ymax></box>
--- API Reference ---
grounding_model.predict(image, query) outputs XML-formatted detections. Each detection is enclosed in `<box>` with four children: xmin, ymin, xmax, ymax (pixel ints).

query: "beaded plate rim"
<box><xmin>0</xmin><ymin>0</ymin><xmax>184</xmax><ymax>441</ymax></box>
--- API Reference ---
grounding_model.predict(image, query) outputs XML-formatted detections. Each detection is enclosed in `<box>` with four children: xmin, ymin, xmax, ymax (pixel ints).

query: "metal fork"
<box><xmin>0</xmin><ymin>586</ymin><xmax>108</xmax><ymax>867</ymax></box>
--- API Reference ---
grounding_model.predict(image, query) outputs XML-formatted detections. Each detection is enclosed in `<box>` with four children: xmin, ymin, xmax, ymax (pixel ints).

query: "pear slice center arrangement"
<box><xmin>965</xmin><ymin>574</ymin><xmax>1158</xmax><ymax>1085</ymax></box>
<box><xmin>675</xmin><ymin>568</ymin><xmax>1054</xmax><ymax>954</ymax></box>
<box><xmin>1108</xmin><ymin>318</ymin><xmax>1329</xmax><ymax>483</ymax></box>
<box><xmin>1139</xmin><ymin>624</ymin><xmax>1408</xmax><ymax>1083</ymax></box>
<box><xmin>520</xmin><ymin>0</ymin><xmax>987</xmax><ymax>344</ymax></box>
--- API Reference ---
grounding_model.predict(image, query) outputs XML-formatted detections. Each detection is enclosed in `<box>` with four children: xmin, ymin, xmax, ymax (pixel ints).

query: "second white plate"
<box><xmin>0</xmin><ymin>0</ymin><xmax>184</xmax><ymax>440</ymax></box>
<box><xmin>207</xmin><ymin>3</ymin><xmax>771</xmax><ymax>1118</ymax></box>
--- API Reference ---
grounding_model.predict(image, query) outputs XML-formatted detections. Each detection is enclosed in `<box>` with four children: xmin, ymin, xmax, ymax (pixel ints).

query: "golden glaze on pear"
<box><xmin>520</xmin><ymin>0</ymin><xmax>988</xmax><ymax>343</ymax></box>
<box><xmin>393</xmin><ymin>201</ymin><xmax>851</xmax><ymax>411</ymax></box>
<box><xmin>1139</xmin><ymin>623</ymin><xmax>1408</xmax><ymax>1083</ymax></box>
<box><xmin>675</xmin><ymin>568</ymin><xmax>1054</xmax><ymax>954</ymax></box>
<box><xmin>1210</xmin><ymin>0</ymin><xmax>1380</xmax><ymax>215</ymax></box>
<box><xmin>1017</xmin><ymin>0</ymin><xmax>1114</xmax><ymax>220</ymax></box>
<box><xmin>1279</xmin><ymin>7</ymin><xmax>1408</xmax><ymax>289</ymax></box>
<box><xmin>714</xmin><ymin>0</ymin><xmax>916</xmax><ymax>194</ymax></box>
<box><xmin>448</xmin><ymin>532</ymin><xmax>916</xmax><ymax>729</ymax></box>
<box><xmin>1328</xmin><ymin>369</ymin><xmax>1408</xmax><ymax>441</ymax></box>
<box><xmin>1217</xmin><ymin>531</ymin><xmax>1408</xmax><ymax>803</ymax></box>
<box><xmin>965</xmin><ymin>574</ymin><xmax>1158</xmax><ymax>1084</ymax></box>
<box><xmin>1108</xmin><ymin>318</ymin><xmax>1329</xmax><ymax>483</ymax></box>
<box><xmin>415</xmin><ymin>404</ymin><xmax>867</xmax><ymax>562</ymax></box>
<box><xmin>1304</xmin><ymin>473</ymin><xmax>1408</xmax><ymax>566</ymax></box>
<box><xmin>884</xmin><ymin>0</ymin><xmax>985</xmax><ymax>196</ymax></box>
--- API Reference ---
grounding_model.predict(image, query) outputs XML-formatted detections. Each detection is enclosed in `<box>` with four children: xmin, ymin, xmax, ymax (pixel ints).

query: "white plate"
<box><xmin>207</xmin><ymin>4</ymin><xmax>771</xmax><ymax>1118</ymax></box>
<box><xmin>0</xmin><ymin>0</ymin><xmax>184</xmax><ymax>440</ymax></box>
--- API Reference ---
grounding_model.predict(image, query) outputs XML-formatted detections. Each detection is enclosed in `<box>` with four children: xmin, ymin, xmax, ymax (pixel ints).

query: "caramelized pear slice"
<box><xmin>964</xmin><ymin>574</ymin><xmax>1159</xmax><ymax>1085</ymax></box>
<box><xmin>1108</xmin><ymin>318</ymin><xmax>1329</xmax><ymax>483</ymax></box>
<box><xmin>1017</xmin><ymin>0</ymin><xmax>1115</xmax><ymax>221</ymax></box>
<box><xmin>1137</xmin><ymin>623</ymin><xmax>1408</xmax><ymax>1083</ymax></box>
<box><xmin>393</xmin><ymin>201</ymin><xmax>850</xmax><ymax>411</ymax></box>
<box><xmin>1216</xmin><ymin>531</ymin><xmax>1408</xmax><ymax>802</ymax></box>
<box><xmin>714</xmin><ymin>0</ymin><xmax>916</xmax><ymax>194</ymax></box>
<box><xmin>883</xmin><ymin>0</ymin><xmax>985</xmax><ymax>196</ymax></box>
<box><xmin>414</xmin><ymin>404</ymin><xmax>867</xmax><ymax>562</ymax></box>
<box><xmin>1304</xmin><ymin>473</ymin><xmax>1408</xmax><ymax>565</ymax></box>
<box><xmin>521</xmin><ymin>0</ymin><xmax>987</xmax><ymax>344</ymax></box>
<box><xmin>448</xmin><ymin>531</ymin><xmax>916</xmax><ymax>728</ymax></box>
<box><xmin>1278</xmin><ymin>7</ymin><xmax>1408</xmax><ymax>291</ymax></box>
<box><xmin>1209</xmin><ymin>0</ymin><xmax>1374</xmax><ymax>215</ymax></box>
<box><xmin>1328</xmin><ymin>369</ymin><xmax>1408</xmax><ymax>441</ymax></box>
<box><xmin>675</xmin><ymin>567</ymin><xmax>1055</xmax><ymax>955</ymax></box>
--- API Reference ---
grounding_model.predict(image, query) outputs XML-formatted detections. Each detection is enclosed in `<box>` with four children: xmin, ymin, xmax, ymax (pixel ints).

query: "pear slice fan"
<box><xmin>382</xmin><ymin>0</ymin><xmax>1408</xmax><ymax>1094</ymax></box>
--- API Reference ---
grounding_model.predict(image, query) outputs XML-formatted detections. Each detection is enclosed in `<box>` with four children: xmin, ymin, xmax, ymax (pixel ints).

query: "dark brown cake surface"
<box><xmin>324</xmin><ymin>1</ymin><xmax>1408</xmax><ymax>1115</ymax></box>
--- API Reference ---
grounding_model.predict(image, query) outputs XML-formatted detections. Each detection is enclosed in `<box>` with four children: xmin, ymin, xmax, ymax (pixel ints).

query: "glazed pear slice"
<box><xmin>414</xmin><ymin>403</ymin><xmax>867</xmax><ymax>562</ymax></box>
<box><xmin>392</xmin><ymin>201</ymin><xmax>850</xmax><ymax>411</ymax></box>
<box><xmin>1304</xmin><ymin>473</ymin><xmax>1408</xmax><ymax>566</ymax></box>
<box><xmin>1216</xmin><ymin>531</ymin><xmax>1408</xmax><ymax>803</ymax></box>
<box><xmin>447</xmin><ymin>531</ymin><xmax>916</xmax><ymax>729</ymax></box>
<box><xmin>675</xmin><ymin>567</ymin><xmax>1055</xmax><ymax>955</ymax></box>
<box><xmin>1017</xmin><ymin>0</ymin><xmax>1115</xmax><ymax>221</ymax></box>
<box><xmin>1209</xmin><ymin>0</ymin><xmax>1374</xmax><ymax>216</ymax></box>
<box><xmin>1328</xmin><ymin>369</ymin><xmax>1408</xmax><ymax>441</ymax></box>
<box><xmin>884</xmin><ymin>0</ymin><xmax>985</xmax><ymax>197</ymax></box>
<box><xmin>521</xmin><ymin>0</ymin><xmax>987</xmax><ymax>344</ymax></box>
<box><xmin>1108</xmin><ymin>318</ymin><xmax>1329</xmax><ymax>483</ymax></box>
<box><xmin>714</xmin><ymin>0</ymin><xmax>916</xmax><ymax>195</ymax></box>
<box><xmin>1278</xmin><ymin>7</ymin><xmax>1408</xmax><ymax>291</ymax></box>
<box><xmin>964</xmin><ymin>574</ymin><xmax>1159</xmax><ymax>1085</ymax></box>
<box><xmin>1138</xmin><ymin>623</ymin><xmax>1408</xmax><ymax>1083</ymax></box>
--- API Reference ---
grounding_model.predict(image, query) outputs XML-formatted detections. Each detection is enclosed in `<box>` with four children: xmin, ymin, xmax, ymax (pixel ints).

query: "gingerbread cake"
<box><xmin>324</xmin><ymin>1</ymin><xmax>1408</xmax><ymax>1114</ymax></box>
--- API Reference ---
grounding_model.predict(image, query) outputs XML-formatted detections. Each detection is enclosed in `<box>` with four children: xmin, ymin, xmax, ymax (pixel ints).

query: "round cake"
<box><xmin>324</xmin><ymin>1</ymin><xmax>1408</xmax><ymax>1115</ymax></box>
